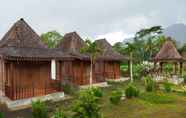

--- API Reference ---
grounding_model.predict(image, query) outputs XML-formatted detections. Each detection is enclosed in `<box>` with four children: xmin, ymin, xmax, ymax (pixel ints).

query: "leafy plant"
<box><xmin>109</xmin><ymin>90</ymin><xmax>123</xmax><ymax>104</ymax></box>
<box><xmin>72</xmin><ymin>88</ymin><xmax>101</xmax><ymax>118</ymax></box>
<box><xmin>183</xmin><ymin>74</ymin><xmax>186</xmax><ymax>83</ymax></box>
<box><xmin>163</xmin><ymin>82</ymin><xmax>172</xmax><ymax>92</ymax></box>
<box><xmin>125</xmin><ymin>84</ymin><xmax>139</xmax><ymax>99</ymax></box>
<box><xmin>133</xmin><ymin>64</ymin><xmax>144</xmax><ymax>80</ymax></box>
<box><xmin>144</xmin><ymin>76</ymin><xmax>155</xmax><ymax>92</ymax></box>
<box><xmin>0</xmin><ymin>112</ymin><xmax>4</xmax><ymax>118</ymax></box>
<box><xmin>53</xmin><ymin>110</ymin><xmax>66</xmax><ymax>118</ymax></box>
<box><xmin>62</xmin><ymin>83</ymin><xmax>78</xmax><ymax>95</ymax></box>
<box><xmin>91</xmin><ymin>87</ymin><xmax>103</xmax><ymax>98</ymax></box>
<box><xmin>32</xmin><ymin>100</ymin><xmax>48</xmax><ymax>118</ymax></box>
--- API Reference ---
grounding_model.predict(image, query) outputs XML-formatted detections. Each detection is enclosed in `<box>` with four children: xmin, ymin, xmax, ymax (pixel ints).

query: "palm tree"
<box><xmin>145</xmin><ymin>38</ymin><xmax>154</xmax><ymax>60</ymax></box>
<box><xmin>126</xmin><ymin>42</ymin><xmax>136</xmax><ymax>83</ymax></box>
<box><xmin>81</xmin><ymin>39</ymin><xmax>101</xmax><ymax>86</ymax></box>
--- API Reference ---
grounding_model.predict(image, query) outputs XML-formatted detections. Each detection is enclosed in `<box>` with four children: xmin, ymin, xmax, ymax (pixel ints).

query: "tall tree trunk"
<box><xmin>90</xmin><ymin>57</ymin><xmax>93</xmax><ymax>86</ymax></box>
<box><xmin>130</xmin><ymin>52</ymin><xmax>133</xmax><ymax>82</ymax></box>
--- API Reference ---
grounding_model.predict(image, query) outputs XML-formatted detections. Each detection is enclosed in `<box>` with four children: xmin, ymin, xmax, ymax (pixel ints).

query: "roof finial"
<box><xmin>20</xmin><ymin>18</ymin><xmax>24</xmax><ymax>21</ymax></box>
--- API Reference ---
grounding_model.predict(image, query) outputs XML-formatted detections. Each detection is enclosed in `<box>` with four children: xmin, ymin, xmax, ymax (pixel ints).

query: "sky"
<box><xmin>0</xmin><ymin>0</ymin><xmax>186</xmax><ymax>45</ymax></box>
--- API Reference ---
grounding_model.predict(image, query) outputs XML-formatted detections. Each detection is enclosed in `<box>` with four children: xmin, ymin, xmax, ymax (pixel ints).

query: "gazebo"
<box><xmin>153</xmin><ymin>37</ymin><xmax>184</xmax><ymax>83</ymax></box>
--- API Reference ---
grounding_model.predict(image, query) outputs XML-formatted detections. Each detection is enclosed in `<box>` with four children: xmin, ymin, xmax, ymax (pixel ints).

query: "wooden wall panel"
<box><xmin>0</xmin><ymin>59</ymin><xmax>5</xmax><ymax>96</ymax></box>
<box><xmin>5</xmin><ymin>61</ymin><xmax>60</xmax><ymax>100</ymax></box>
<box><xmin>93</xmin><ymin>61</ymin><xmax>121</xmax><ymax>81</ymax></box>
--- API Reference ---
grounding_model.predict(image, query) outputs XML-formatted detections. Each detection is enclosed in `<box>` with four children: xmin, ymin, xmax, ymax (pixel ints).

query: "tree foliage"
<box><xmin>113</xmin><ymin>26</ymin><xmax>165</xmax><ymax>62</ymax></box>
<box><xmin>81</xmin><ymin>39</ymin><xmax>102</xmax><ymax>62</ymax></box>
<box><xmin>41</xmin><ymin>31</ymin><xmax>63</xmax><ymax>48</ymax></box>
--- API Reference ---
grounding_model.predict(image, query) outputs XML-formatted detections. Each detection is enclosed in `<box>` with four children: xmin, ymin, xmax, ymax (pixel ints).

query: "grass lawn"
<box><xmin>49</xmin><ymin>80</ymin><xmax>186</xmax><ymax>118</ymax></box>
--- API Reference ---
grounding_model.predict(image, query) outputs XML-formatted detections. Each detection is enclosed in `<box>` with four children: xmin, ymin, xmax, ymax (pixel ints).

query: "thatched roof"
<box><xmin>0</xmin><ymin>47</ymin><xmax>75</xmax><ymax>61</ymax></box>
<box><xmin>154</xmin><ymin>39</ymin><xmax>183</xmax><ymax>61</ymax></box>
<box><xmin>56</xmin><ymin>32</ymin><xmax>89</xmax><ymax>60</ymax></box>
<box><xmin>0</xmin><ymin>18</ymin><xmax>46</xmax><ymax>48</ymax></box>
<box><xmin>0</xmin><ymin>19</ymin><xmax>74</xmax><ymax>61</ymax></box>
<box><xmin>95</xmin><ymin>39</ymin><xmax>128</xmax><ymax>61</ymax></box>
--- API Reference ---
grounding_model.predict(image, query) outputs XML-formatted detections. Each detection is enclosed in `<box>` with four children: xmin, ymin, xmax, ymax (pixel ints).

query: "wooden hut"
<box><xmin>94</xmin><ymin>39</ymin><xmax>128</xmax><ymax>81</ymax></box>
<box><xmin>153</xmin><ymin>37</ymin><xmax>183</xmax><ymax>76</ymax></box>
<box><xmin>56</xmin><ymin>32</ymin><xmax>91</xmax><ymax>85</ymax></box>
<box><xmin>180</xmin><ymin>51</ymin><xmax>186</xmax><ymax>71</ymax></box>
<box><xmin>0</xmin><ymin>19</ymin><xmax>72</xmax><ymax>100</ymax></box>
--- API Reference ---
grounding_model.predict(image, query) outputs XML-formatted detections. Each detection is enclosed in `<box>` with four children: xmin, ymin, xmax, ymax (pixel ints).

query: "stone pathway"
<box><xmin>1</xmin><ymin>92</ymin><xmax>65</xmax><ymax>111</ymax></box>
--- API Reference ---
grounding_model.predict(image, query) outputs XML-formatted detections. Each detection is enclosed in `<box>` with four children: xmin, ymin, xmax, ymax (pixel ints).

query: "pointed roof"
<box><xmin>0</xmin><ymin>19</ymin><xmax>74</xmax><ymax>61</ymax></box>
<box><xmin>95</xmin><ymin>39</ymin><xmax>128</xmax><ymax>61</ymax></box>
<box><xmin>57</xmin><ymin>32</ymin><xmax>85</xmax><ymax>51</ymax></box>
<box><xmin>56</xmin><ymin>32</ymin><xmax>89</xmax><ymax>60</ymax></box>
<box><xmin>0</xmin><ymin>18</ymin><xmax>47</xmax><ymax>48</ymax></box>
<box><xmin>154</xmin><ymin>38</ymin><xmax>183</xmax><ymax>61</ymax></box>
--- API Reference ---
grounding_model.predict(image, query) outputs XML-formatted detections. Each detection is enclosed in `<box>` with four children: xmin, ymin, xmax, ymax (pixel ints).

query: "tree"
<box><xmin>41</xmin><ymin>31</ymin><xmax>63</xmax><ymax>48</ymax></box>
<box><xmin>81</xmin><ymin>39</ymin><xmax>102</xmax><ymax>86</ymax></box>
<box><xmin>112</xmin><ymin>42</ymin><xmax>126</xmax><ymax>55</ymax></box>
<box><xmin>113</xmin><ymin>26</ymin><xmax>163</xmax><ymax>62</ymax></box>
<box><xmin>126</xmin><ymin>42</ymin><xmax>136</xmax><ymax>82</ymax></box>
<box><xmin>134</xmin><ymin>26</ymin><xmax>163</xmax><ymax>60</ymax></box>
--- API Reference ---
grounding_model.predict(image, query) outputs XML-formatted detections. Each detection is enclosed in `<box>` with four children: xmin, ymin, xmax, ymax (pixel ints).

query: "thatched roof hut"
<box><xmin>153</xmin><ymin>38</ymin><xmax>183</xmax><ymax>62</ymax></box>
<box><xmin>56</xmin><ymin>32</ymin><xmax>89</xmax><ymax>60</ymax></box>
<box><xmin>95</xmin><ymin>39</ymin><xmax>128</xmax><ymax>61</ymax></box>
<box><xmin>0</xmin><ymin>18</ymin><xmax>73</xmax><ymax>61</ymax></box>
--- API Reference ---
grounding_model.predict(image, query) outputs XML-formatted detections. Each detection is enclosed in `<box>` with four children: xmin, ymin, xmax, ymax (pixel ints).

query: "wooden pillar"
<box><xmin>154</xmin><ymin>62</ymin><xmax>156</xmax><ymax>68</ymax></box>
<box><xmin>80</xmin><ymin>61</ymin><xmax>83</xmax><ymax>84</ymax></box>
<box><xmin>103</xmin><ymin>61</ymin><xmax>106</xmax><ymax>78</ymax></box>
<box><xmin>174</xmin><ymin>62</ymin><xmax>178</xmax><ymax>75</ymax></box>
<box><xmin>180</xmin><ymin>62</ymin><xmax>183</xmax><ymax>77</ymax></box>
<box><xmin>128</xmin><ymin>60</ymin><xmax>130</xmax><ymax>77</ymax></box>
<box><xmin>160</xmin><ymin>62</ymin><xmax>163</xmax><ymax>73</ymax></box>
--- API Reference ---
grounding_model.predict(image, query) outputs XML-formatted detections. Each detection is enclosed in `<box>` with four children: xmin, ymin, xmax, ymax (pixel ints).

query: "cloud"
<box><xmin>96</xmin><ymin>31</ymin><xmax>133</xmax><ymax>45</ymax></box>
<box><xmin>0</xmin><ymin>0</ymin><xmax>185</xmax><ymax>43</ymax></box>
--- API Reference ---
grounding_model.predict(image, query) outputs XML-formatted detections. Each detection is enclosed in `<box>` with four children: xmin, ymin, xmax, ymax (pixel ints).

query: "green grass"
<box><xmin>48</xmin><ymin>80</ymin><xmax>186</xmax><ymax>118</ymax></box>
<box><xmin>139</xmin><ymin>92</ymin><xmax>175</xmax><ymax>104</ymax></box>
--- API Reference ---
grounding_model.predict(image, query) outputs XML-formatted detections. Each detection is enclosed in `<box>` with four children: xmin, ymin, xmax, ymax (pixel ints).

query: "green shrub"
<box><xmin>133</xmin><ymin>64</ymin><xmax>144</xmax><ymax>80</ymax></box>
<box><xmin>144</xmin><ymin>76</ymin><xmax>155</xmax><ymax>92</ymax></box>
<box><xmin>32</xmin><ymin>100</ymin><xmax>48</xmax><ymax>118</ymax></box>
<box><xmin>163</xmin><ymin>82</ymin><xmax>172</xmax><ymax>92</ymax></box>
<box><xmin>140</xmin><ymin>92</ymin><xmax>175</xmax><ymax>104</ymax></box>
<box><xmin>72</xmin><ymin>88</ymin><xmax>101</xmax><ymax>118</ymax></box>
<box><xmin>62</xmin><ymin>83</ymin><xmax>78</xmax><ymax>95</ymax></box>
<box><xmin>0</xmin><ymin>112</ymin><xmax>4</xmax><ymax>118</ymax></box>
<box><xmin>53</xmin><ymin>110</ymin><xmax>66</xmax><ymax>118</ymax></box>
<box><xmin>109</xmin><ymin>90</ymin><xmax>123</xmax><ymax>104</ymax></box>
<box><xmin>91</xmin><ymin>87</ymin><xmax>103</xmax><ymax>98</ymax></box>
<box><xmin>125</xmin><ymin>84</ymin><xmax>139</xmax><ymax>98</ymax></box>
<box><xmin>183</xmin><ymin>74</ymin><xmax>186</xmax><ymax>83</ymax></box>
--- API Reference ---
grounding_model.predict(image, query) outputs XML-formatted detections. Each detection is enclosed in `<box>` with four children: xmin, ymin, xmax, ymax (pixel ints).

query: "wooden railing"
<box><xmin>5</xmin><ymin>79</ymin><xmax>61</xmax><ymax>100</ymax></box>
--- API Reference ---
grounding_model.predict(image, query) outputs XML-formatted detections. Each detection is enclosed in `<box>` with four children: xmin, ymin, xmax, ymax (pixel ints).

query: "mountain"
<box><xmin>164</xmin><ymin>23</ymin><xmax>186</xmax><ymax>45</ymax></box>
